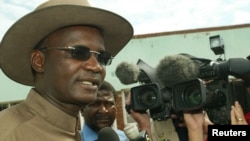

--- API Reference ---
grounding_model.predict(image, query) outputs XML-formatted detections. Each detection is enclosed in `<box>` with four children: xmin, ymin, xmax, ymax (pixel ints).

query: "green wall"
<box><xmin>105</xmin><ymin>25</ymin><xmax>250</xmax><ymax>91</ymax></box>
<box><xmin>1</xmin><ymin>25</ymin><xmax>250</xmax><ymax>103</ymax></box>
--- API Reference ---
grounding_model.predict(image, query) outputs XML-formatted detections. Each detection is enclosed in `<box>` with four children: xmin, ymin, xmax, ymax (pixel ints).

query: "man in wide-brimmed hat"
<box><xmin>0</xmin><ymin>0</ymin><xmax>133</xmax><ymax>140</ymax></box>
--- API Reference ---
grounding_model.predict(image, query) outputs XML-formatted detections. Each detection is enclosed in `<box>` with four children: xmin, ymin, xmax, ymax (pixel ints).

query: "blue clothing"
<box><xmin>81</xmin><ymin>124</ymin><xmax>128</xmax><ymax>141</ymax></box>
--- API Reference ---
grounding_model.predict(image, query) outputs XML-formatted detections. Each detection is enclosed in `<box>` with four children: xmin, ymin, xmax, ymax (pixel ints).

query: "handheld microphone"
<box><xmin>115</xmin><ymin>61</ymin><xmax>140</xmax><ymax>85</ymax></box>
<box><xmin>97</xmin><ymin>127</ymin><xmax>119</xmax><ymax>141</ymax></box>
<box><xmin>156</xmin><ymin>54</ymin><xmax>200</xmax><ymax>88</ymax></box>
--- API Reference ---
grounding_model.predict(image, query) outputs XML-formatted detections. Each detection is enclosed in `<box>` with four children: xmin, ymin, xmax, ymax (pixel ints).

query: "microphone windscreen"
<box><xmin>97</xmin><ymin>127</ymin><xmax>119</xmax><ymax>141</ymax></box>
<box><xmin>115</xmin><ymin>62</ymin><xmax>140</xmax><ymax>85</ymax></box>
<box><xmin>156</xmin><ymin>54</ymin><xmax>200</xmax><ymax>88</ymax></box>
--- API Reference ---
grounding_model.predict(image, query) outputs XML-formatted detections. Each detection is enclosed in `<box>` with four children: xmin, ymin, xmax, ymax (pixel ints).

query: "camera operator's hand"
<box><xmin>126</xmin><ymin>91</ymin><xmax>152</xmax><ymax>138</ymax></box>
<box><xmin>203</xmin><ymin>112</ymin><xmax>213</xmax><ymax>135</ymax></box>
<box><xmin>129</xmin><ymin>109</ymin><xmax>152</xmax><ymax>138</ymax></box>
<box><xmin>183</xmin><ymin>110</ymin><xmax>209</xmax><ymax>141</ymax></box>
<box><xmin>171</xmin><ymin>113</ymin><xmax>186</xmax><ymax>127</ymax></box>
<box><xmin>172</xmin><ymin>111</ymin><xmax>213</xmax><ymax>133</ymax></box>
<box><xmin>231</xmin><ymin>101</ymin><xmax>248</xmax><ymax>125</ymax></box>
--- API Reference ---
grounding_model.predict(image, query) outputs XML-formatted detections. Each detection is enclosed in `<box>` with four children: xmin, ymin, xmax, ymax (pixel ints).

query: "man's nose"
<box><xmin>98</xmin><ymin>103</ymin><xmax>108</xmax><ymax>113</ymax></box>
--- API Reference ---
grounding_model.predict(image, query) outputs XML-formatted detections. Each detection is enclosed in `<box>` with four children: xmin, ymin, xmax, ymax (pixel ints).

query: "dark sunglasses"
<box><xmin>39</xmin><ymin>45</ymin><xmax>113</xmax><ymax>65</ymax></box>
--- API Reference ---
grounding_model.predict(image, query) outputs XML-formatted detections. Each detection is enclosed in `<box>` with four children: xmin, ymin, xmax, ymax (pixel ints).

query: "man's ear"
<box><xmin>31</xmin><ymin>50</ymin><xmax>45</xmax><ymax>73</ymax></box>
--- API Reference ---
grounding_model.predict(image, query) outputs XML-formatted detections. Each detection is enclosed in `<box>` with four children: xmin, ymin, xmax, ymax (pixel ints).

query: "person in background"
<box><xmin>0</xmin><ymin>0</ymin><xmax>133</xmax><ymax>140</ymax></box>
<box><xmin>81</xmin><ymin>81</ymin><xmax>128</xmax><ymax>141</ymax></box>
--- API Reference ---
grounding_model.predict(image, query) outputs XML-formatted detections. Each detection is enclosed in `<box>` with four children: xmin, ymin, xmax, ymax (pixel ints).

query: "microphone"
<box><xmin>97</xmin><ymin>127</ymin><xmax>119</xmax><ymax>141</ymax></box>
<box><xmin>115</xmin><ymin>61</ymin><xmax>140</xmax><ymax>85</ymax></box>
<box><xmin>156</xmin><ymin>54</ymin><xmax>200</xmax><ymax>88</ymax></box>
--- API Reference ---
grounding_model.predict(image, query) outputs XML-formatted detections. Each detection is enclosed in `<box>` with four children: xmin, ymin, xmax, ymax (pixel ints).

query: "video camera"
<box><xmin>172</xmin><ymin>58</ymin><xmax>250</xmax><ymax>124</ymax></box>
<box><xmin>128</xmin><ymin>35</ymin><xmax>250</xmax><ymax>124</ymax></box>
<box><xmin>129</xmin><ymin>59</ymin><xmax>172</xmax><ymax>121</ymax></box>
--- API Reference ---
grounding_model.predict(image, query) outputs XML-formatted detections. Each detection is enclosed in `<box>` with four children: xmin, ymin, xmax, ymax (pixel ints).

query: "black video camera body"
<box><xmin>172</xmin><ymin>58</ymin><xmax>250</xmax><ymax>124</ymax></box>
<box><xmin>128</xmin><ymin>59</ymin><xmax>172</xmax><ymax>121</ymax></box>
<box><xmin>130</xmin><ymin>83</ymin><xmax>172</xmax><ymax>120</ymax></box>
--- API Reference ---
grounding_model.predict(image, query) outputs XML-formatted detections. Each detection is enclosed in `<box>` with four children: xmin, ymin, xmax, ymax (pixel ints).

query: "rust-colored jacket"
<box><xmin>0</xmin><ymin>89</ymin><xmax>81</xmax><ymax>141</ymax></box>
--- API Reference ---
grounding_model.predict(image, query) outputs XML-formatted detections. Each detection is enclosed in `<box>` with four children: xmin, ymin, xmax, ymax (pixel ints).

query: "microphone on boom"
<box><xmin>115</xmin><ymin>61</ymin><xmax>140</xmax><ymax>85</ymax></box>
<box><xmin>156</xmin><ymin>54</ymin><xmax>200</xmax><ymax>88</ymax></box>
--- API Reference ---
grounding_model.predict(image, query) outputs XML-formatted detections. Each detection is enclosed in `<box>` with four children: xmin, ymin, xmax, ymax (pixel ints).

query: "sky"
<box><xmin>1</xmin><ymin>0</ymin><xmax>250</xmax><ymax>40</ymax></box>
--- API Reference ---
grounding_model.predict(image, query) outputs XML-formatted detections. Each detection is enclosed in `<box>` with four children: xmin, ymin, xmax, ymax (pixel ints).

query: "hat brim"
<box><xmin>0</xmin><ymin>5</ymin><xmax>133</xmax><ymax>86</ymax></box>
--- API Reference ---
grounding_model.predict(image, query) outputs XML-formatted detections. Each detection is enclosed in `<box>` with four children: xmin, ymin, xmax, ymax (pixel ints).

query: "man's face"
<box><xmin>83</xmin><ymin>90</ymin><xmax>117</xmax><ymax>131</ymax></box>
<box><xmin>34</xmin><ymin>26</ymin><xmax>107</xmax><ymax>109</ymax></box>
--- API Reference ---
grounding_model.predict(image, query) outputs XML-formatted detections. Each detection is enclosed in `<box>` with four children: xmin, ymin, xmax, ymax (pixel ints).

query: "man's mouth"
<box><xmin>80</xmin><ymin>81</ymin><xmax>96</xmax><ymax>86</ymax></box>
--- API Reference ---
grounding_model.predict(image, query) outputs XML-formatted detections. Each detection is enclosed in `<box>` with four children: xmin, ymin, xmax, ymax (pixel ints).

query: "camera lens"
<box><xmin>182</xmin><ymin>85</ymin><xmax>202</xmax><ymax>107</ymax></box>
<box><xmin>138</xmin><ymin>87</ymin><xmax>158</xmax><ymax>107</ymax></box>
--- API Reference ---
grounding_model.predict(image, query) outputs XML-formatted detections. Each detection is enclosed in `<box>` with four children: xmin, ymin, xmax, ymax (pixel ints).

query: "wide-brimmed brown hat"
<box><xmin>0</xmin><ymin>0</ymin><xmax>133</xmax><ymax>86</ymax></box>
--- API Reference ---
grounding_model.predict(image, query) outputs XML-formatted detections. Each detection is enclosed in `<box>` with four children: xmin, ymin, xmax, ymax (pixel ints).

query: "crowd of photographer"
<box><xmin>124</xmin><ymin>79</ymin><xmax>250</xmax><ymax>141</ymax></box>
<box><xmin>116</xmin><ymin>52</ymin><xmax>250</xmax><ymax>141</ymax></box>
